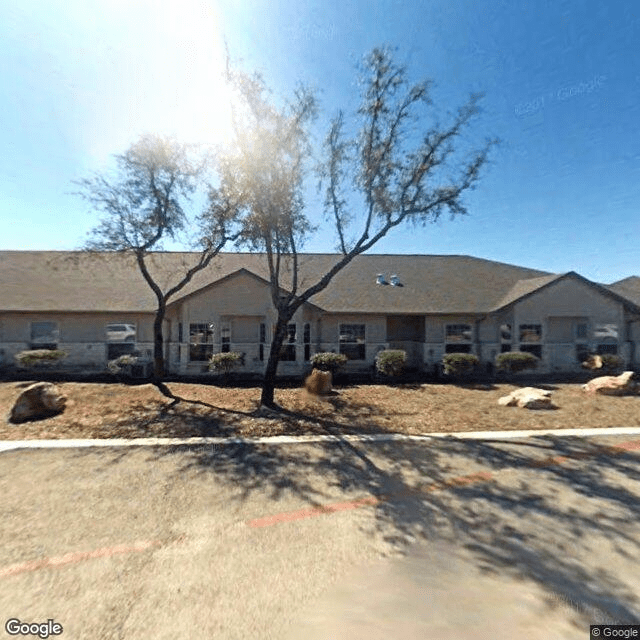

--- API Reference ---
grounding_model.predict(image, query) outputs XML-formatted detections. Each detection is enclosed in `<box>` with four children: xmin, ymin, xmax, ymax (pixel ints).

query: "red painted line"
<box><xmin>248</xmin><ymin>471</ymin><xmax>495</xmax><ymax>528</ymax></box>
<box><xmin>248</xmin><ymin>441</ymin><xmax>640</xmax><ymax>528</ymax></box>
<box><xmin>0</xmin><ymin>540</ymin><xmax>161</xmax><ymax>579</ymax></box>
<box><xmin>610</xmin><ymin>440</ymin><xmax>640</xmax><ymax>452</ymax></box>
<box><xmin>248</xmin><ymin>496</ymin><xmax>383</xmax><ymax>528</ymax></box>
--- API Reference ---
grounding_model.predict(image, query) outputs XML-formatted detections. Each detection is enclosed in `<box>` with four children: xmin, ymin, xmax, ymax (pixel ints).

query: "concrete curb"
<box><xmin>2</xmin><ymin>426</ymin><xmax>640</xmax><ymax>453</ymax></box>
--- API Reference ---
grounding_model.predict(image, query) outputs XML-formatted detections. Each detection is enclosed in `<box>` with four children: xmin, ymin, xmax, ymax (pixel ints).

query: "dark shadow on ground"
<box><xmin>70</xmin><ymin>413</ymin><xmax>640</xmax><ymax>627</ymax></box>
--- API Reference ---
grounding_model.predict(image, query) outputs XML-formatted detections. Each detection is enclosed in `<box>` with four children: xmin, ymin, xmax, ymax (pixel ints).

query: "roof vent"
<box><xmin>390</xmin><ymin>274</ymin><xmax>400</xmax><ymax>286</ymax></box>
<box><xmin>376</xmin><ymin>273</ymin><xmax>387</xmax><ymax>285</ymax></box>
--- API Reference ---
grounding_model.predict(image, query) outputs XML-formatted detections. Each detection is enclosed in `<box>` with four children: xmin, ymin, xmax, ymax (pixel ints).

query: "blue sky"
<box><xmin>1</xmin><ymin>0</ymin><xmax>638</xmax><ymax>284</ymax></box>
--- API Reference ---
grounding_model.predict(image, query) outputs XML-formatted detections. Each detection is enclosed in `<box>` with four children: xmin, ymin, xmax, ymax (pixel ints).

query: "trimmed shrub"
<box><xmin>208</xmin><ymin>351</ymin><xmax>244</xmax><ymax>378</ymax></box>
<box><xmin>310</xmin><ymin>352</ymin><xmax>348</xmax><ymax>373</ymax></box>
<box><xmin>600</xmin><ymin>354</ymin><xmax>624</xmax><ymax>373</ymax></box>
<box><xmin>375</xmin><ymin>350</ymin><xmax>407</xmax><ymax>377</ymax></box>
<box><xmin>495</xmin><ymin>351</ymin><xmax>539</xmax><ymax>374</ymax></box>
<box><xmin>15</xmin><ymin>349</ymin><xmax>67</xmax><ymax>368</ymax></box>
<box><xmin>107</xmin><ymin>354</ymin><xmax>138</xmax><ymax>375</ymax></box>
<box><xmin>442</xmin><ymin>353</ymin><xmax>480</xmax><ymax>377</ymax></box>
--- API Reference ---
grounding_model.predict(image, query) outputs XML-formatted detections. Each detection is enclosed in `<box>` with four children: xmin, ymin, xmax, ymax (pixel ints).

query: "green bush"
<box><xmin>310</xmin><ymin>352</ymin><xmax>348</xmax><ymax>373</ymax></box>
<box><xmin>15</xmin><ymin>349</ymin><xmax>67</xmax><ymax>368</ymax></box>
<box><xmin>107</xmin><ymin>354</ymin><xmax>138</xmax><ymax>375</ymax></box>
<box><xmin>442</xmin><ymin>352</ymin><xmax>480</xmax><ymax>377</ymax></box>
<box><xmin>375</xmin><ymin>350</ymin><xmax>407</xmax><ymax>377</ymax></box>
<box><xmin>495</xmin><ymin>351</ymin><xmax>539</xmax><ymax>374</ymax></box>
<box><xmin>600</xmin><ymin>354</ymin><xmax>624</xmax><ymax>372</ymax></box>
<box><xmin>208</xmin><ymin>351</ymin><xmax>244</xmax><ymax>378</ymax></box>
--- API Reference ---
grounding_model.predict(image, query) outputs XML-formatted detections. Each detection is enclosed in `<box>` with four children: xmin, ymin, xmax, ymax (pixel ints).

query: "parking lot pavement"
<box><xmin>0</xmin><ymin>434</ymin><xmax>639</xmax><ymax>639</ymax></box>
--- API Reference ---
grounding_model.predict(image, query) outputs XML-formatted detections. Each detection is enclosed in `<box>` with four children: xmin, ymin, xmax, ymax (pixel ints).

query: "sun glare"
<box><xmin>77</xmin><ymin>0</ymin><xmax>238</xmax><ymax>163</ymax></box>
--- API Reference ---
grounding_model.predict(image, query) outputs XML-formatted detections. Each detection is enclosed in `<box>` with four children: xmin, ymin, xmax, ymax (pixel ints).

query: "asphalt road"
<box><xmin>1</xmin><ymin>433</ymin><xmax>639</xmax><ymax>639</ymax></box>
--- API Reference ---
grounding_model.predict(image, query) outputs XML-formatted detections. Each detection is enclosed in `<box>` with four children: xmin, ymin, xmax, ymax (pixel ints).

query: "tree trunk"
<box><xmin>151</xmin><ymin>306</ymin><xmax>179</xmax><ymax>402</ymax></box>
<box><xmin>151</xmin><ymin>300</ymin><xmax>173</xmax><ymax>394</ymax></box>
<box><xmin>260</xmin><ymin>318</ymin><xmax>289</xmax><ymax>408</ymax></box>
<box><xmin>153</xmin><ymin>313</ymin><xmax>165</xmax><ymax>379</ymax></box>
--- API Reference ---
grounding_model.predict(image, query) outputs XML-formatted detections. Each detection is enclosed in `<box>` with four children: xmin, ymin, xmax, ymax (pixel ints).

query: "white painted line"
<box><xmin>1</xmin><ymin>427</ymin><xmax>640</xmax><ymax>453</ymax></box>
<box><xmin>420</xmin><ymin>426</ymin><xmax>640</xmax><ymax>439</ymax></box>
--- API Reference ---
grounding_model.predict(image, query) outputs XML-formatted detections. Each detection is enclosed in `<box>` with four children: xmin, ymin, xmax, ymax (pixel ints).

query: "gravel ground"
<box><xmin>2</xmin><ymin>379</ymin><xmax>640</xmax><ymax>440</ymax></box>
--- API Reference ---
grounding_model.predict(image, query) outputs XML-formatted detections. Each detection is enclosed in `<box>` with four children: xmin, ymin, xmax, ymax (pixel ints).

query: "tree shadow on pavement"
<box><xmin>80</xmin><ymin>424</ymin><xmax>640</xmax><ymax>627</ymax></box>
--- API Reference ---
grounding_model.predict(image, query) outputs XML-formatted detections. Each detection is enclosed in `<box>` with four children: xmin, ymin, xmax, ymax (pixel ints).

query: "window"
<box><xmin>519</xmin><ymin>324</ymin><xmax>541</xmax><ymax>342</ymax></box>
<box><xmin>596</xmin><ymin>343</ymin><xmax>618</xmax><ymax>355</ymax></box>
<box><xmin>106</xmin><ymin>322</ymin><xmax>136</xmax><ymax>359</ymax></box>
<box><xmin>576</xmin><ymin>343</ymin><xmax>590</xmax><ymax>363</ymax></box>
<box><xmin>259</xmin><ymin>323</ymin><xmax>266</xmax><ymax>362</ymax></box>
<box><xmin>303</xmin><ymin>323</ymin><xmax>311</xmax><ymax>361</ymax></box>
<box><xmin>31</xmin><ymin>321</ymin><xmax>59</xmax><ymax>350</ymax></box>
<box><xmin>221</xmin><ymin>323</ymin><xmax>230</xmax><ymax>353</ymax></box>
<box><xmin>500</xmin><ymin>323</ymin><xmax>511</xmax><ymax>353</ymax></box>
<box><xmin>190</xmin><ymin>323</ymin><xmax>214</xmax><ymax>361</ymax></box>
<box><xmin>445</xmin><ymin>324</ymin><xmax>472</xmax><ymax>354</ymax></box>
<box><xmin>594</xmin><ymin>323</ymin><xmax>618</xmax><ymax>355</ymax></box>
<box><xmin>574</xmin><ymin>320</ymin><xmax>589</xmax><ymax>362</ymax></box>
<box><xmin>519</xmin><ymin>324</ymin><xmax>542</xmax><ymax>358</ymax></box>
<box><xmin>279</xmin><ymin>323</ymin><xmax>296</xmax><ymax>361</ymax></box>
<box><xmin>520</xmin><ymin>344</ymin><xmax>542</xmax><ymax>358</ymax></box>
<box><xmin>576</xmin><ymin>323</ymin><xmax>588</xmax><ymax>340</ymax></box>
<box><xmin>339</xmin><ymin>323</ymin><xmax>365</xmax><ymax>360</ymax></box>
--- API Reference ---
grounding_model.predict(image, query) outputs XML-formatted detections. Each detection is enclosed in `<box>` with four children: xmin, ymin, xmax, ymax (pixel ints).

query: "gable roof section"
<box><xmin>0</xmin><ymin>251</ymin><xmax>554</xmax><ymax>315</ymax></box>
<box><xmin>167</xmin><ymin>266</ymin><xmax>325</xmax><ymax>313</ymax></box>
<box><xmin>493</xmin><ymin>271</ymin><xmax>640</xmax><ymax>314</ymax></box>
<box><xmin>480</xmin><ymin>273</ymin><xmax>563</xmax><ymax>312</ymax></box>
<box><xmin>607</xmin><ymin>276</ymin><xmax>640</xmax><ymax>307</ymax></box>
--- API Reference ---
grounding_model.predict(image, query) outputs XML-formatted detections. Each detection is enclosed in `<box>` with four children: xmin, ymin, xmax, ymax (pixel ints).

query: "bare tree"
<box><xmin>220</xmin><ymin>47</ymin><xmax>497</xmax><ymax>409</ymax></box>
<box><xmin>76</xmin><ymin>134</ymin><xmax>241</xmax><ymax>395</ymax></box>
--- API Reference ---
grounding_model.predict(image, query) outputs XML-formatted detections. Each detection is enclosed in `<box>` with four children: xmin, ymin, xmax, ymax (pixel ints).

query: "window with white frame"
<box><xmin>519</xmin><ymin>324</ymin><xmax>542</xmax><ymax>358</ymax></box>
<box><xmin>594</xmin><ymin>323</ymin><xmax>618</xmax><ymax>355</ymax></box>
<box><xmin>303</xmin><ymin>323</ymin><xmax>311</xmax><ymax>361</ymax></box>
<box><xmin>259</xmin><ymin>322</ymin><xmax>266</xmax><ymax>361</ymax></box>
<box><xmin>575</xmin><ymin>320</ymin><xmax>589</xmax><ymax>362</ymax></box>
<box><xmin>445</xmin><ymin>324</ymin><xmax>472</xmax><ymax>354</ymax></box>
<box><xmin>221</xmin><ymin>323</ymin><xmax>231</xmax><ymax>353</ymax></box>
<box><xmin>190</xmin><ymin>323</ymin><xmax>215</xmax><ymax>361</ymax></box>
<box><xmin>500</xmin><ymin>323</ymin><xmax>512</xmax><ymax>353</ymax></box>
<box><xmin>280</xmin><ymin>322</ymin><xmax>297</xmax><ymax>362</ymax></box>
<box><xmin>106</xmin><ymin>322</ymin><xmax>137</xmax><ymax>360</ymax></box>
<box><xmin>339</xmin><ymin>323</ymin><xmax>366</xmax><ymax>360</ymax></box>
<box><xmin>278</xmin><ymin>323</ymin><xmax>297</xmax><ymax>361</ymax></box>
<box><xmin>31</xmin><ymin>321</ymin><xmax>59</xmax><ymax>350</ymax></box>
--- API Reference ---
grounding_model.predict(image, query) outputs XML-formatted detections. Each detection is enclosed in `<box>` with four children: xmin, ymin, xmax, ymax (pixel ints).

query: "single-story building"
<box><xmin>2</xmin><ymin>250</ymin><xmax>640</xmax><ymax>377</ymax></box>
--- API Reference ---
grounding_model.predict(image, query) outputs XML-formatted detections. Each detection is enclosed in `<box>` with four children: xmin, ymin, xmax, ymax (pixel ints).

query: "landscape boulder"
<box><xmin>582</xmin><ymin>371</ymin><xmax>636</xmax><ymax>396</ymax></box>
<box><xmin>498</xmin><ymin>387</ymin><xmax>556</xmax><ymax>410</ymax></box>
<box><xmin>8</xmin><ymin>382</ymin><xmax>67</xmax><ymax>423</ymax></box>
<box><xmin>581</xmin><ymin>354</ymin><xmax>603</xmax><ymax>370</ymax></box>
<box><xmin>305</xmin><ymin>369</ymin><xmax>333</xmax><ymax>396</ymax></box>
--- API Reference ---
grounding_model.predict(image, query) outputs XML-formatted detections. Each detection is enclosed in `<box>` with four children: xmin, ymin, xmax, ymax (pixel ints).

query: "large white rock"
<box><xmin>498</xmin><ymin>387</ymin><xmax>556</xmax><ymax>410</ymax></box>
<box><xmin>582</xmin><ymin>371</ymin><xmax>636</xmax><ymax>396</ymax></box>
<box><xmin>9</xmin><ymin>382</ymin><xmax>67</xmax><ymax>423</ymax></box>
<box><xmin>581</xmin><ymin>354</ymin><xmax>603</xmax><ymax>370</ymax></box>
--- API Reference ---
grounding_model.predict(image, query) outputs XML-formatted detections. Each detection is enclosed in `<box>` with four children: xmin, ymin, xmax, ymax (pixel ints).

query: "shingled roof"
<box><xmin>608</xmin><ymin>276</ymin><xmax>640</xmax><ymax>307</ymax></box>
<box><xmin>0</xmin><ymin>250</ymin><xmax>600</xmax><ymax>315</ymax></box>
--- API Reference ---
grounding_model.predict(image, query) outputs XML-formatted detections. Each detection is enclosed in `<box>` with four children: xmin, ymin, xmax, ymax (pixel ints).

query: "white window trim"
<box><xmin>30</xmin><ymin>321</ymin><xmax>60</xmax><ymax>348</ymax></box>
<box><xmin>444</xmin><ymin>324</ymin><xmax>473</xmax><ymax>344</ymax></box>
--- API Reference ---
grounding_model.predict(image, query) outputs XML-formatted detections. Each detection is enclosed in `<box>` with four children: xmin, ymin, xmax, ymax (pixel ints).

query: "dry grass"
<box><xmin>1</xmin><ymin>379</ymin><xmax>639</xmax><ymax>441</ymax></box>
